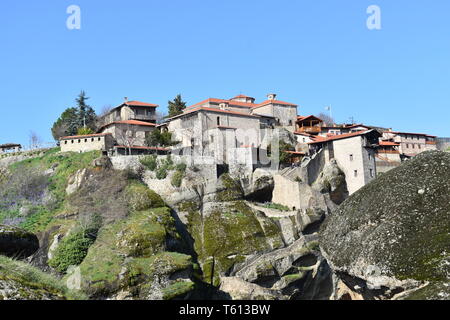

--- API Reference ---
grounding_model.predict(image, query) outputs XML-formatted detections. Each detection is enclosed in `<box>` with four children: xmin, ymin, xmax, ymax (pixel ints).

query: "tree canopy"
<box><xmin>167</xmin><ymin>94</ymin><xmax>187</xmax><ymax>118</ymax></box>
<box><xmin>51</xmin><ymin>91</ymin><xmax>97</xmax><ymax>140</ymax></box>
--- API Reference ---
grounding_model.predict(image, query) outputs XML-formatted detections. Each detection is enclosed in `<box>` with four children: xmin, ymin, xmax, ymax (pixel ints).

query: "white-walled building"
<box><xmin>309</xmin><ymin>130</ymin><xmax>381</xmax><ymax>194</ymax></box>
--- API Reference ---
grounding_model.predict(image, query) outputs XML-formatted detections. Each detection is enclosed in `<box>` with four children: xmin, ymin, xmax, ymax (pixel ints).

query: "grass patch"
<box><xmin>0</xmin><ymin>255</ymin><xmax>86</xmax><ymax>300</ymax></box>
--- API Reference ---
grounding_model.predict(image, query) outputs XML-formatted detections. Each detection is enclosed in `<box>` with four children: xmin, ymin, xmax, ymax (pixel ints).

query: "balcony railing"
<box><xmin>298</xmin><ymin>126</ymin><xmax>321</xmax><ymax>133</ymax></box>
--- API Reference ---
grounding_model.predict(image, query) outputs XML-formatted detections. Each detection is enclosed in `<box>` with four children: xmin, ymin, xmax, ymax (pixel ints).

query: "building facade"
<box><xmin>309</xmin><ymin>130</ymin><xmax>381</xmax><ymax>194</ymax></box>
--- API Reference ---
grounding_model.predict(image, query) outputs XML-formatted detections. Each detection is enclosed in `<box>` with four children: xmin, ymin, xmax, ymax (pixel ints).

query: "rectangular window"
<box><xmin>354</xmin><ymin>170</ymin><xmax>358</xmax><ymax>177</ymax></box>
<box><xmin>210</xmin><ymin>135</ymin><xmax>214</xmax><ymax>143</ymax></box>
<box><xmin>217</xmin><ymin>117</ymin><xmax>220</xmax><ymax>125</ymax></box>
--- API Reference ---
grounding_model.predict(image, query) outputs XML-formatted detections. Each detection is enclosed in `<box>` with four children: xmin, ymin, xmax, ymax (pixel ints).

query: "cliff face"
<box><xmin>320</xmin><ymin>151</ymin><xmax>450</xmax><ymax>300</ymax></box>
<box><xmin>0</xmin><ymin>149</ymin><xmax>447</xmax><ymax>300</ymax></box>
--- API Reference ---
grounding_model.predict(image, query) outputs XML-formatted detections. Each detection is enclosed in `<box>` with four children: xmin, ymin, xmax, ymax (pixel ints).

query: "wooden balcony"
<box><xmin>297</xmin><ymin>126</ymin><xmax>321</xmax><ymax>133</ymax></box>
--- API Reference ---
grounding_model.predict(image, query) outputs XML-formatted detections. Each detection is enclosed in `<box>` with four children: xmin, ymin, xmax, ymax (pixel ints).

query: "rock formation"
<box><xmin>320</xmin><ymin>151</ymin><xmax>450</xmax><ymax>300</ymax></box>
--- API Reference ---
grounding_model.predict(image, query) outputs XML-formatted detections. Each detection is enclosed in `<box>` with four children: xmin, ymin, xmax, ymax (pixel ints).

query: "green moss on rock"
<box><xmin>320</xmin><ymin>151</ymin><xmax>450</xmax><ymax>287</ymax></box>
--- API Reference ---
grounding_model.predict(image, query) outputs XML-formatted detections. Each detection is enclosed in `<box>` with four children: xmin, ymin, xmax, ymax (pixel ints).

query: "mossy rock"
<box><xmin>320</xmin><ymin>151</ymin><xmax>450</xmax><ymax>292</ymax></box>
<box><xmin>215</xmin><ymin>174</ymin><xmax>244</xmax><ymax>202</ymax></box>
<box><xmin>186</xmin><ymin>201</ymin><xmax>283</xmax><ymax>286</ymax></box>
<box><xmin>78</xmin><ymin>208</ymin><xmax>190</xmax><ymax>298</ymax></box>
<box><xmin>126</xmin><ymin>183</ymin><xmax>165</xmax><ymax>211</ymax></box>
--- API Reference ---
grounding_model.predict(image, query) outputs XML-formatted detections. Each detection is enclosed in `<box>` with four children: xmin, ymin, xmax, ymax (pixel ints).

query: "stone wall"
<box><xmin>60</xmin><ymin>135</ymin><xmax>114</xmax><ymax>153</ymax></box>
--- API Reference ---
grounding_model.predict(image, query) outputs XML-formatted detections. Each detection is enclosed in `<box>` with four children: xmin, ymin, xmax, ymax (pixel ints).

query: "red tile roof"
<box><xmin>385</xmin><ymin>131</ymin><xmax>437</xmax><ymax>138</ymax></box>
<box><xmin>308</xmin><ymin>130</ymin><xmax>378</xmax><ymax>144</ymax></box>
<box><xmin>294</xmin><ymin>131</ymin><xmax>314</xmax><ymax>137</ymax></box>
<box><xmin>186</xmin><ymin>97</ymin><xmax>297</xmax><ymax>110</ymax></box>
<box><xmin>60</xmin><ymin>133</ymin><xmax>112</xmax><ymax>140</ymax></box>
<box><xmin>379</xmin><ymin>141</ymin><xmax>400</xmax><ymax>146</ymax></box>
<box><xmin>125</xmin><ymin>100</ymin><xmax>158</xmax><ymax>108</ymax></box>
<box><xmin>297</xmin><ymin>115</ymin><xmax>323</xmax><ymax>122</ymax></box>
<box><xmin>169</xmin><ymin>106</ymin><xmax>260</xmax><ymax>119</ymax></box>
<box><xmin>254</xmin><ymin>100</ymin><xmax>297</xmax><ymax>108</ymax></box>
<box><xmin>231</xmin><ymin>94</ymin><xmax>255</xmax><ymax>100</ymax></box>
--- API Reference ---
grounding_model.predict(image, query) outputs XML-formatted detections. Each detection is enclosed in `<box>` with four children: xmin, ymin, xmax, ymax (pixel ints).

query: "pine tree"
<box><xmin>75</xmin><ymin>91</ymin><xmax>97</xmax><ymax>130</ymax></box>
<box><xmin>167</xmin><ymin>94</ymin><xmax>187</xmax><ymax>118</ymax></box>
<box><xmin>51</xmin><ymin>91</ymin><xmax>98</xmax><ymax>140</ymax></box>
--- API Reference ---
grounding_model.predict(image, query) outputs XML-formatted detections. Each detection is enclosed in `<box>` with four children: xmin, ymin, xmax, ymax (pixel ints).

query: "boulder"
<box><xmin>219</xmin><ymin>276</ymin><xmax>287</xmax><ymax>300</ymax></box>
<box><xmin>66</xmin><ymin>168</ymin><xmax>89</xmax><ymax>195</ymax></box>
<box><xmin>320</xmin><ymin>151</ymin><xmax>450</xmax><ymax>300</ymax></box>
<box><xmin>0</xmin><ymin>225</ymin><xmax>39</xmax><ymax>258</ymax></box>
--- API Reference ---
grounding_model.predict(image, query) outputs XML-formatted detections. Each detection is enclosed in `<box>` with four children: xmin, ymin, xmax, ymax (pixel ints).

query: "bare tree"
<box><xmin>99</xmin><ymin>105</ymin><xmax>113</xmax><ymax>118</ymax></box>
<box><xmin>317</xmin><ymin>112</ymin><xmax>335</xmax><ymax>126</ymax></box>
<box><xmin>116</xmin><ymin>124</ymin><xmax>139</xmax><ymax>155</ymax></box>
<box><xmin>29</xmin><ymin>131</ymin><xmax>42</xmax><ymax>150</ymax></box>
<box><xmin>155</xmin><ymin>111</ymin><xmax>166</xmax><ymax>124</ymax></box>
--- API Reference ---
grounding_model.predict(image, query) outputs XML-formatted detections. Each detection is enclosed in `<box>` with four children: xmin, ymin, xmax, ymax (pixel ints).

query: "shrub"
<box><xmin>48</xmin><ymin>229</ymin><xmax>97</xmax><ymax>273</ymax></box>
<box><xmin>171</xmin><ymin>171</ymin><xmax>183</xmax><ymax>188</ymax></box>
<box><xmin>140</xmin><ymin>155</ymin><xmax>157</xmax><ymax>171</ymax></box>
<box><xmin>126</xmin><ymin>183</ymin><xmax>165</xmax><ymax>211</ymax></box>
<box><xmin>156</xmin><ymin>166</ymin><xmax>168</xmax><ymax>180</ymax></box>
<box><xmin>175</xmin><ymin>163</ymin><xmax>187</xmax><ymax>173</ymax></box>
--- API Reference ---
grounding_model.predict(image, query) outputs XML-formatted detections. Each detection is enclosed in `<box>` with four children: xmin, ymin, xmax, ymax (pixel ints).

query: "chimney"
<box><xmin>124</xmin><ymin>97</ymin><xmax>128</xmax><ymax>103</ymax></box>
<box><xmin>267</xmin><ymin>93</ymin><xmax>277</xmax><ymax>101</ymax></box>
<box><xmin>219</xmin><ymin>102</ymin><xmax>229</xmax><ymax>110</ymax></box>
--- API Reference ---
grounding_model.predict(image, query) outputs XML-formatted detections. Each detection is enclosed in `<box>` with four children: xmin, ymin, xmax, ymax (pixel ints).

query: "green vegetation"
<box><xmin>268</xmin><ymin>141</ymin><xmax>295</xmax><ymax>164</ymax></box>
<box><xmin>215</xmin><ymin>173</ymin><xmax>244</xmax><ymax>202</ymax></box>
<box><xmin>78</xmin><ymin>208</ymin><xmax>192</xmax><ymax>298</ymax></box>
<box><xmin>263</xmin><ymin>202</ymin><xmax>290</xmax><ymax>212</ymax></box>
<box><xmin>126</xmin><ymin>182</ymin><xmax>165</xmax><ymax>211</ymax></box>
<box><xmin>167</xmin><ymin>94</ymin><xmax>187</xmax><ymax>118</ymax></box>
<box><xmin>76</xmin><ymin>127</ymin><xmax>94</xmax><ymax>135</ymax></box>
<box><xmin>171</xmin><ymin>162</ymin><xmax>187</xmax><ymax>188</ymax></box>
<box><xmin>140</xmin><ymin>155</ymin><xmax>157</xmax><ymax>171</ymax></box>
<box><xmin>146</xmin><ymin>130</ymin><xmax>176</xmax><ymax>147</ymax></box>
<box><xmin>0</xmin><ymin>148</ymin><xmax>100</xmax><ymax>233</ymax></box>
<box><xmin>0</xmin><ymin>255</ymin><xmax>86</xmax><ymax>300</ymax></box>
<box><xmin>162</xmin><ymin>280</ymin><xmax>195</xmax><ymax>300</ymax></box>
<box><xmin>51</xmin><ymin>91</ymin><xmax>97</xmax><ymax>140</ymax></box>
<box><xmin>184</xmin><ymin>200</ymin><xmax>283</xmax><ymax>286</ymax></box>
<box><xmin>48</xmin><ymin>228</ymin><xmax>98</xmax><ymax>273</ymax></box>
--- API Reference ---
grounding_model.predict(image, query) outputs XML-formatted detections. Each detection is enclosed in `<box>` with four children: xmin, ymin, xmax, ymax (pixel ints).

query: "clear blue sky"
<box><xmin>1</xmin><ymin>0</ymin><xmax>449</xmax><ymax>146</ymax></box>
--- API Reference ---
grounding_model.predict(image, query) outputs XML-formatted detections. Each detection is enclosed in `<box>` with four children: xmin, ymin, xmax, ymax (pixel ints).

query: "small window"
<box><xmin>349</xmin><ymin>154</ymin><xmax>353</xmax><ymax>161</ymax></box>
<box><xmin>354</xmin><ymin>170</ymin><xmax>358</xmax><ymax>177</ymax></box>
<box><xmin>98</xmin><ymin>138</ymin><xmax>101</xmax><ymax>141</ymax></box>
<box><xmin>210</xmin><ymin>135</ymin><xmax>214</xmax><ymax>143</ymax></box>
<box><xmin>78</xmin><ymin>139</ymin><xmax>81</xmax><ymax>143</ymax></box>
<box><xmin>71</xmin><ymin>140</ymin><xmax>74</xmax><ymax>144</ymax></box>
<box><xmin>418</xmin><ymin>144</ymin><xmax>421</xmax><ymax>149</ymax></box>
<box><xmin>406</xmin><ymin>144</ymin><xmax>409</xmax><ymax>148</ymax></box>
<box><xmin>370</xmin><ymin>168</ymin><xmax>374</xmax><ymax>178</ymax></box>
<box><xmin>91</xmin><ymin>138</ymin><xmax>94</xmax><ymax>142</ymax></box>
<box><xmin>289</xmin><ymin>120</ymin><xmax>293</xmax><ymax>126</ymax></box>
<box><xmin>412</xmin><ymin>144</ymin><xmax>415</xmax><ymax>149</ymax></box>
<box><xmin>217</xmin><ymin>117</ymin><xmax>220</xmax><ymax>125</ymax></box>
<box><xmin>64</xmin><ymin>141</ymin><xmax>67</xmax><ymax>144</ymax></box>
<box><xmin>368</xmin><ymin>153</ymin><xmax>372</xmax><ymax>160</ymax></box>
<box><xmin>84</xmin><ymin>139</ymin><xmax>87</xmax><ymax>142</ymax></box>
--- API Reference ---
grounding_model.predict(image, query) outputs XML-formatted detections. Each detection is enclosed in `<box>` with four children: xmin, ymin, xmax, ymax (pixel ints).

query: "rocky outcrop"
<box><xmin>0</xmin><ymin>225</ymin><xmax>39</xmax><ymax>258</ymax></box>
<box><xmin>320</xmin><ymin>151</ymin><xmax>450</xmax><ymax>300</ymax></box>
<box><xmin>66</xmin><ymin>168</ymin><xmax>90</xmax><ymax>195</ymax></box>
<box><xmin>219</xmin><ymin>277</ymin><xmax>287</xmax><ymax>300</ymax></box>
